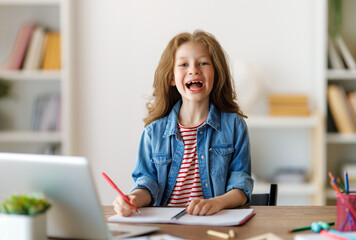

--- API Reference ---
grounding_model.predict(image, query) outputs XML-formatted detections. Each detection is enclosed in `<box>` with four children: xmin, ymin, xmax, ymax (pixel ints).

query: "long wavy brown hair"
<box><xmin>144</xmin><ymin>30</ymin><xmax>246</xmax><ymax>127</ymax></box>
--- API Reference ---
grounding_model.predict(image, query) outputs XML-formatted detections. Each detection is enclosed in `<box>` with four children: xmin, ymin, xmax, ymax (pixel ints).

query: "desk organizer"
<box><xmin>337</xmin><ymin>192</ymin><xmax>356</xmax><ymax>231</ymax></box>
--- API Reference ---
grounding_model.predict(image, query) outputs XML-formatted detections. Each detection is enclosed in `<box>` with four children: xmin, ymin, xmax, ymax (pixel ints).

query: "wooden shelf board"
<box><xmin>327</xmin><ymin>69</ymin><xmax>356</xmax><ymax>80</ymax></box>
<box><xmin>0</xmin><ymin>131</ymin><xmax>62</xmax><ymax>143</ymax></box>
<box><xmin>254</xmin><ymin>182</ymin><xmax>316</xmax><ymax>196</ymax></box>
<box><xmin>327</xmin><ymin>133</ymin><xmax>356</xmax><ymax>144</ymax></box>
<box><xmin>0</xmin><ymin>0</ymin><xmax>59</xmax><ymax>6</ymax></box>
<box><xmin>246</xmin><ymin>115</ymin><xmax>318</xmax><ymax>128</ymax></box>
<box><xmin>0</xmin><ymin>70</ymin><xmax>61</xmax><ymax>81</ymax></box>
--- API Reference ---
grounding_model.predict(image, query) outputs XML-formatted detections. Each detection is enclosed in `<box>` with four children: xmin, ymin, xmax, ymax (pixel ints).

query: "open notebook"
<box><xmin>109</xmin><ymin>207</ymin><xmax>255</xmax><ymax>226</ymax></box>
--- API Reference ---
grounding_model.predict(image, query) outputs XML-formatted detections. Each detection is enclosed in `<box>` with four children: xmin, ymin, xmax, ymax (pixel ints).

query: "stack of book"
<box><xmin>31</xmin><ymin>93</ymin><xmax>61</xmax><ymax>131</ymax></box>
<box><xmin>268</xmin><ymin>94</ymin><xmax>309</xmax><ymax>116</ymax></box>
<box><xmin>1</xmin><ymin>23</ymin><xmax>61</xmax><ymax>71</ymax></box>
<box><xmin>327</xmin><ymin>85</ymin><xmax>356</xmax><ymax>134</ymax></box>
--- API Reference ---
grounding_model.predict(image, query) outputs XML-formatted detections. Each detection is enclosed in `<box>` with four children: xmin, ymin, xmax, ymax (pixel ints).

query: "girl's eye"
<box><xmin>200</xmin><ymin>62</ymin><xmax>209</xmax><ymax>66</ymax></box>
<box><xmin>179</xmin><ymin>63</ymin><xmax>187</xmax><ymax>67</ymax></box>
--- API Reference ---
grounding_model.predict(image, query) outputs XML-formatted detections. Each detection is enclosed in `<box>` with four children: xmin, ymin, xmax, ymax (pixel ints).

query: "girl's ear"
<box><xmin>170</xmin><ymin>79</ymin><xmax>176</xmax><ymax>86</ymax></box>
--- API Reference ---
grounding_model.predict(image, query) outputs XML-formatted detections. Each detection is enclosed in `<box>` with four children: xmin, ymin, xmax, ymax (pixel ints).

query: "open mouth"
<box><xmin>186</xmin><ymin>80</ymin><xmax>203</xmax><ymax>90</ymax></box>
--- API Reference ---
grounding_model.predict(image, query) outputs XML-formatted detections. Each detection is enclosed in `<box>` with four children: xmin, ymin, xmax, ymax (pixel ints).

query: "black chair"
<box><xmin>250</xmin><ymin>184</ymin><xmax>278</xmax><ymax>206</ymax></box>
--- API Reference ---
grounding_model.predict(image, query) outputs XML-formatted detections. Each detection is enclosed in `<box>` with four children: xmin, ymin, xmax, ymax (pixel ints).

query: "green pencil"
<box><xmin>288</xmin><ymin>222</ymin><xmax>335</xmax><ymax>233</ymax></box>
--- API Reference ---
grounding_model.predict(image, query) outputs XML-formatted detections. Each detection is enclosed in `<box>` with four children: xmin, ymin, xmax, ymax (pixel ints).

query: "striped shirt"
<box><xmin>168</xmin><ymin>121</ymin><xmax>205</xmax><ymax>206</ymax></box>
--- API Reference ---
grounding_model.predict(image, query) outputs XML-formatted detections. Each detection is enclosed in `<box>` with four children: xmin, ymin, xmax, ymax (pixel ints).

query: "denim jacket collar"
<box><xmin>163</xmin><ymin>100</ymin><xmax>221</xmax><ymax>138</ymax></box>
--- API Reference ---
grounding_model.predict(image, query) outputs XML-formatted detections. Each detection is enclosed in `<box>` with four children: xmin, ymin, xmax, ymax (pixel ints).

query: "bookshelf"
<box><xmin>325</xmin><ymin>0</ymin><xmax>356</xmax><ymax>203</ymax></box>
<box><xmin>241</xmin><ymin>0</ymin><xmax>327</xmax><ymax>205</ymax></box>
<box><xmin>0</xmin><ymin>0</ymin><xmax>72</xmax><ymax>155</ymax></box>
<box><xmin>246</xmin><ymin>114</ymin><xmax>324</xmax><ymax>205</ymax></box>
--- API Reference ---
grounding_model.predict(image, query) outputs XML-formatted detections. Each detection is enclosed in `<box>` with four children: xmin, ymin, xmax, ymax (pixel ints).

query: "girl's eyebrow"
<box><xmin>175</xmin><ymin>55</ymin><xmax>210</xmax><ymax>60</ymax></box>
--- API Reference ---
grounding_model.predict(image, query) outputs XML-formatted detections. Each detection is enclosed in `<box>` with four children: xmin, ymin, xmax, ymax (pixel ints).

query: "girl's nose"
<box><xmin>188</xmin><ymin>64</ymin><xmax>200</xmax><ymax>75</ymax></box>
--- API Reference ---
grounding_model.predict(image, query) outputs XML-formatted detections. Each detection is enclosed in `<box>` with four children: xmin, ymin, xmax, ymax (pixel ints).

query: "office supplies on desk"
<box><xmin>109</xmin><ymin>207</ymin><xmax>255</xmax><ymax>226</ymax></box>
<box><xmin>289</xmin><ymin>222</ymin><xmax>335</xmax><ymax>232</ymax></box>
<box><xmin>170</xmin><ymin>208</ymin><xmax>186</xmax><ymax>220</ymax></box>
<box><xmin>294</xmin><ymin>231</ymin><xmax>356</xmax><ymax>240</ymax></box>
<box><xmin>102</xmin><ymin>172</ymin><xmax>141</xmax><ymax>215</ymax></box>
<box><xmin>0</xmin><ymin>153</ymin><xmax>158</xmax><ymax>240</ymax></box>
<box><xmin>207</xmin><ymin>230</ymin><xmax>231</xmax><ymax>239</ymax></box>
<box><xmin>337</xmin><ymin>192</ymin><xmax>356</xmax><ymax>231</ymax></box>
<box><xmin>245</xmin><ymin>232</ymin><xmax>284</xmax><ymax>240</ymax></box>
<box><xmin>346</xmin><ymin>171</ymin><xmax>350</xmax><ymax>194</ymax></box>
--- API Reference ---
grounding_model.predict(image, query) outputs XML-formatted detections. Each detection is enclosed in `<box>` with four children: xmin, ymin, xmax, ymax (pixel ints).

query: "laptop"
<box><xmin>0</xmin><ymin>152</ymin><xmax>158</xmax><ymax>239</ymax></box>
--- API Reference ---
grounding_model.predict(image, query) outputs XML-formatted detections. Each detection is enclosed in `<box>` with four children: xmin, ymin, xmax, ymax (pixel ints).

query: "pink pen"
<box><xmin>101</xmin><ymin>172</ymin><xmax>141</xmax><ymax>215</ymax></box>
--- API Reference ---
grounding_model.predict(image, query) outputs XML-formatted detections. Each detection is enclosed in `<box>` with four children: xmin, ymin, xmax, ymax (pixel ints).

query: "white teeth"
<box><xmin>187</xmin><ymin>81</ymin><xmax>202</xmax><ymax>84</ymax></box>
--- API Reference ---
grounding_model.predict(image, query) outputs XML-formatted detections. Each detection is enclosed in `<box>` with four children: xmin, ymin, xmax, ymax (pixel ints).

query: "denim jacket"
<box><xmin>131</xmin><ymin>100</ymin><xmax>254</xmax><ymax>206</ymax></box>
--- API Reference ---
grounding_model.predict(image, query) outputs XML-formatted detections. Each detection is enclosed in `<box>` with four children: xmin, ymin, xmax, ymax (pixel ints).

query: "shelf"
<box><xmin>327</xmin><ymin>70</ymin><xmax>356</xmax><ymax>80</ymax></box>
<box><xmin>253</xmin><ymin>182</ymin><xmax>317</xmax><ymax>196</ymax></box>
<box><xmin>327</xmin><ymin>133</ymin><xmax>356</xmax><ymax>144</ymax></box>
<box><xmin>0</xmin><ymin>70</ymin><xmax>61</xmax><ymax>81</ymax></box>
<box><xmin>0</xmin><ymin>0</ymin><xmax>60</xmax><ymax>6</ymax></box>
<box><xmin>246</xmin><ymin>115</ymin><xmax>318</xmax><ymax>128</ymax></box>
<box><xmin>0</xmin><ymin>131</ymin><xmax>61</xmax><ymax>143</ymax></box>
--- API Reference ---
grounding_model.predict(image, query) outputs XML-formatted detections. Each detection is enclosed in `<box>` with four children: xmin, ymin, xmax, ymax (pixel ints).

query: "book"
<box><xmin>5</xmin><ymin>23</ymin><xmax>36</xmax><ymax>70</ymax></box>
<box><xmin>269</xmin><ymin>106</ymin><xmax>310</xmax><ymax>116</ymax></box>
<box><xmin>42</xmin><ymin>32</ymin><xmax>61</xmax><ymax>70</ymax></box>
<box><xmin>347</xmin><ymin>91</ymin><xmax>356</xmax><ymax>123</ymax></box>
<box><xmin>268</xmin><ymin>94</ymin><xmax>310</xmax><ymax>116</ymax></box>
<box><xmin>273</xmin><ymin>168</ymin><xmax>306</xmax><ymax>183</ymax></box>
<box><xmin>327</xmin><ymin>85</ymin><xmax>356</xmax><ymax>134</ymax></box>
<box><xmin>108</xmin><ymin>207</ymin><xmax>255</xmax><ymax>226</ymax></box>
<box><xmin>335</xmin><ymin>36</ymin><xmax>356</xmax><ymax>70</ymax></box>
<box><xmin>23</xmin><ymin>26</ymin><xmax>46</xmax><ymax>70</ymax></box>
<box><xmin>268</xmin><ymin>94</ymin><xmax>309</xmax><ymax>105</ymax></box>
<box><xmin>31</xmin><ymin>94</ymin><xmax>60</xmax><ymax>131</ymax></box>
<box><xmin>328</xmin><ymin>37</ymin><xmax>345</xmax><ymax>69</ymax></box>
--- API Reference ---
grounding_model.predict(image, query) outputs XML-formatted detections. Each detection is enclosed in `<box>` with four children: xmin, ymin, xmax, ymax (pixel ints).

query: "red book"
<box><xmin>7</xmin><ymin>23</ymin><xmax>35</xmax><ymax>70</ymax></box>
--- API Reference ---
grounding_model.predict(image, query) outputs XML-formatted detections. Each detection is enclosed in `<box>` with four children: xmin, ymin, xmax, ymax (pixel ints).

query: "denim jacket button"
<box><xmin>200</xmin><ymin>131</ymin><xmax>203</xmax><ymax>134</ymax></box>
<box><xmin>201</xmin><ymin>155</ymin><xmax>205</xmax><ymax>159</ymax></box>
<box><xmin>205</xmin><ymin>183</ymin><xmax>208</xmax><ymax>187</ymax></box>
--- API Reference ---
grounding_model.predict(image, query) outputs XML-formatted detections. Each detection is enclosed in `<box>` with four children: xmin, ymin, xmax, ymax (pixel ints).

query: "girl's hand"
<box><xmin>113</xmin><ymin>194</ymin><xmax>138</xmax><ymax>217</ymax></box>
<box><xmin>186</xmin><ymin>198</ymin><xmax>224</xmax><ymax>216</ymax></box>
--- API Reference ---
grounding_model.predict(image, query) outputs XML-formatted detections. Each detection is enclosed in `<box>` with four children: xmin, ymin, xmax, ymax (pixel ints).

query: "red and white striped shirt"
<box><xmin>168</xmin><ymin>121</ymin><xmax>204</xmax><ymax>206</ymax></box>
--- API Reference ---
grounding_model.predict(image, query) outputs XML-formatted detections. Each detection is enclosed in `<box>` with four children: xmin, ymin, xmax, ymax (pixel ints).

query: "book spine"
<box><xmin>328</xmin><ymin>37</ymin><xmax>345</xmax><ymax>69</ymax></box>
<box><xmin>327</xmin><ymin>85</ymin><xmax>356</xmax><ymax>134</ymax></box>
<box><xmin>335</xmin><ymin>36</ymin><xmax>356</xmax><ymax>70</ymax></box>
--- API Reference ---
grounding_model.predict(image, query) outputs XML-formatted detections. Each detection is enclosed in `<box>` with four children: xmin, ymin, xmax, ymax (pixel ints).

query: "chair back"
<box><xmin>250</xmin><ymin>184</ymin><xmax>278</xmax><ymax>206</ymax></box>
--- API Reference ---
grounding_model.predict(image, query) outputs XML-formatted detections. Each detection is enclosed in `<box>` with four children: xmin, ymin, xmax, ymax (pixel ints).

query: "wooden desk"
<box><xmin>103</xmin><ymin>205</ymin><xmax>336</xmax><ymax>240</ymax></box>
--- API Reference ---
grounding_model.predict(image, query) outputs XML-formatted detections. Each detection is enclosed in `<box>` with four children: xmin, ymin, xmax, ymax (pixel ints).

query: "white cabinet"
<box><xmin>0</xmin><ymin>0</ymin><xmax>72</xmax><ymax>155</ymax></box>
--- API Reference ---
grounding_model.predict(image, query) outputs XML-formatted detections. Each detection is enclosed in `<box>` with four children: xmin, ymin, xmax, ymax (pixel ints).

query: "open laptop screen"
<box><xmin>0</xmin><ymin>153</ymin><xmax>118</xmax><ymax>239</ymax></box>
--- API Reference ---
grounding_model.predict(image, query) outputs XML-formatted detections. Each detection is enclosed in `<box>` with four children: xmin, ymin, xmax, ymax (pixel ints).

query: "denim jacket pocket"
<box><xmin>151</xmin><ymin>154</ymin><xmax>172</xmax><ymax>165</ymax></box>
<box><xmin>151</xmin><ymin>154</ymin><xmax>172</xmax><ymax>189</ymax></box>
<box><xmin>209</xmin><ymin>146</ymin><xmax>234</xmax><ymax>156</ymax></box>
<box><xmin>209</xmin><ymin>145</ymin><xmax>234</xmax><ymax>177</ymax></box>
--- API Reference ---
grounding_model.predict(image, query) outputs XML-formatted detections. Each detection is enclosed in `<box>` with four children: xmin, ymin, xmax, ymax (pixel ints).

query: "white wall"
<box><xmin>72</xmin><ymin>0</ymin><xmax>320</xmax><ymax>204</ymax></box>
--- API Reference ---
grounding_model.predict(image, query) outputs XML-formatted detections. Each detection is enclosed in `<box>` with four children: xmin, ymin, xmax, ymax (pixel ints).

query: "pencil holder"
<box><xmin>336</xmin><ymin>192</ymin><xmax>356</xmax><ymax>231</ymax></box>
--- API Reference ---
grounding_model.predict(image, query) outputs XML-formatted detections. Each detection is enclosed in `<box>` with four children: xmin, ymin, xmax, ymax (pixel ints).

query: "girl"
<box><xmin>113</xmin><ymin>30</ymin><xmax>253</xmax><ymax>216</ymax></box>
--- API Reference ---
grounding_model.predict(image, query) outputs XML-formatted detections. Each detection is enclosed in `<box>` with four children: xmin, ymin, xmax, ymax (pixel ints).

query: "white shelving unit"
<box><xmin>325</xmin><ymin>0</ymin><xmax>356</xmax><ymax>202</ymax></box>
<box><xmin>241</xmin><ymin>0</ymin><xmax>327</xmax><ymax>206</ymax></box>
<box><xmin>0</xmin><ymin>0</ymin><xmax>72</xmax><ymax>155</ymax></box>
<box><xmin>247</xmin><ymin>113</ymin><xmax>325</xmax><ymax>205</ymax></box>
